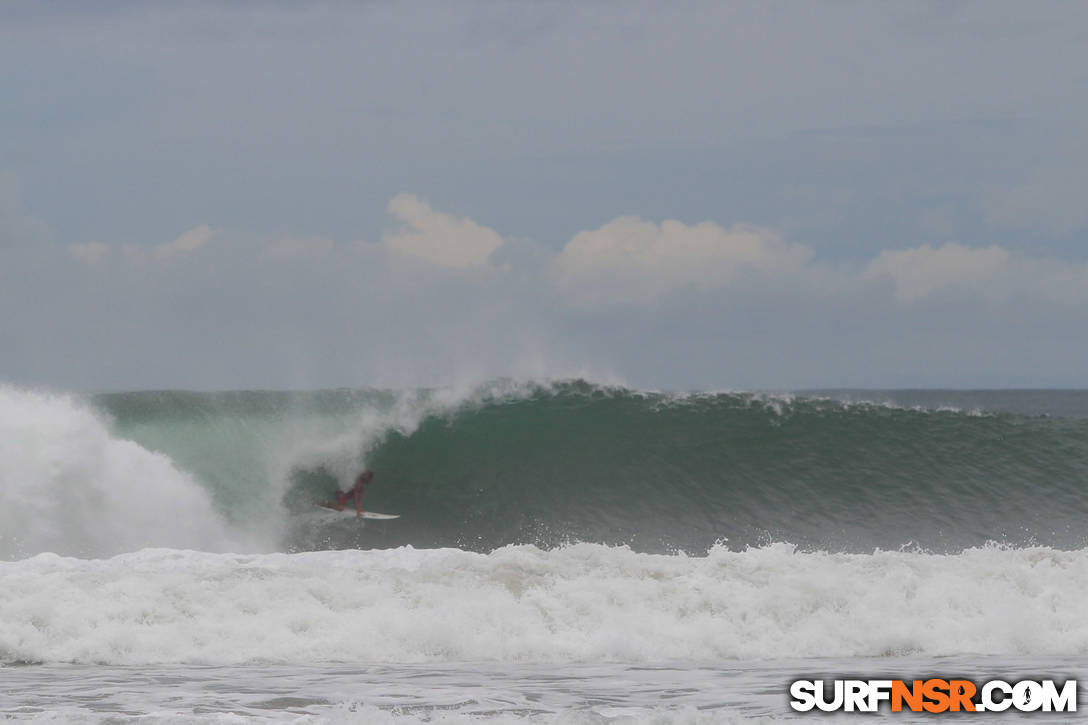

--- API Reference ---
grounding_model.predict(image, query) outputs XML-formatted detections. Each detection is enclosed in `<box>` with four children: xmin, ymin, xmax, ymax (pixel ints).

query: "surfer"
<box><xmin>321</xmin><ymin>470</ymin><xmax>374</xmax><ymax>517</ymax></box>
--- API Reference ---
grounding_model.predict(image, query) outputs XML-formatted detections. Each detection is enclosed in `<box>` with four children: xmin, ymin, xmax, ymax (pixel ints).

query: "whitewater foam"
<box><xmin>4</xmin><ymin>701</ymin><xmax>764</xmax><ymax>725</ymax></box>
<box><xmin>3</xmin><ymin>542</ymin><xmax>1087</xmax><ymax>666</ymax></box>
<box><xmin>0</xmin><ymin>387</ymin><xmax>240</xmax><ymax>559</ymax></box>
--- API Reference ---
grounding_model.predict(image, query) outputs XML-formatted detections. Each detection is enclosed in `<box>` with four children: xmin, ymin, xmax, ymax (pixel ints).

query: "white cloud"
<box><xmin>69</xmin><ymin>225</ymin><xmax>219</xmax><ymax>264</ymax></box>
<box><xmin>150</xmin><ymin>224</ymin><xmax>217</xmax><ymax>260</ymax></box>
<box><xmin>864</xmin><ymin>242</ymin><xmax>1088</xmax><ymax>305</ymax></box>
<box><xmin>383</xmin><ymin>193</ymin><xmax>503</xmax><ymax>270</ymax></box>
<box><xmin>550</xmin><ymin>216</ymin><xmax>1088</xmax><ymax>309</ymax></box>
<box><xmin>865</xmin><ymin>243</ymin><xmax>1010</xmax><ymax>302</ymax></box>
<box><xmin>10</xmin><ymin>198</ymin><xmax>1088</xmax><ymax>389</ymax></box>
<box><xmin>551</xmin><ymin>216</ymin><xmax>813</xmax><ymax>303</ymax></box>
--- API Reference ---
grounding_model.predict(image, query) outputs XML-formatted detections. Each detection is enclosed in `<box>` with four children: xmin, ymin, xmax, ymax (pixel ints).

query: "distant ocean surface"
<box><xmin>2</xmin><ymin>382</ymin><xmax>1088</xmax><ymax>722</ymax></box>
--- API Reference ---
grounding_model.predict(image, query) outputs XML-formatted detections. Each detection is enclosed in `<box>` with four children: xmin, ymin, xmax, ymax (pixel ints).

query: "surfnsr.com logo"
<box><xmin>789</xmin><ymin>679</ymin><xmax>1077</xmax><ymax>713</ymax></box>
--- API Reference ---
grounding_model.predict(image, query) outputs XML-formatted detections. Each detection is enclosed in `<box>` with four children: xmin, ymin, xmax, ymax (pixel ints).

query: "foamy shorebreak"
<box><xmin>3</xmin><ymin>543</ymin><xmax>1087</xmax><ymax>666</ymax></box>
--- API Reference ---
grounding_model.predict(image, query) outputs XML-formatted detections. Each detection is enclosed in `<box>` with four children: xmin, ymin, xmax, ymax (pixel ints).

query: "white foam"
<box><xmin>8</xmin><ymin>705</ymin><xmax>759</xmax><ymax>725</ymax></box>
<box><xmin>0</xmin><ymin>387</ymin><xmax>241</xmax><ymax>559</ymax></box>
<box><xmin>2</xmin><ymin>542</ymin><xmax>1087</xmax><ymax>666</ymax></box>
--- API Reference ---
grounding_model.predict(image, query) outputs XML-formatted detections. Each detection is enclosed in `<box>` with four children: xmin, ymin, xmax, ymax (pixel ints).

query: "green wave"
<box><xmin>93</xmin><ymin>382</ymin><xmax>1088</xmax><ymax>553</ymax></box>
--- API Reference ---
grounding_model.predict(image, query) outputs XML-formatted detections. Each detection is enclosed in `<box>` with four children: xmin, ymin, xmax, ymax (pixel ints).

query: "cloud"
<box><xmin>551</xmin><ymin>216</ymin><xmax>813</xmax><ymax>304</ymax></box>
<box><xmin>67</xmin><ymin>225</ymin><xmax>219</xmax><ymax>264</ymax></box>
<box><xmin>62</xmin><ymin>193</ymin><xmax>510</xmax><ymax>273</ymax></box>
<box><xmin>10</xmin><ymin>194</ymin><xmax>1088</xmax><ymax>390</ymax></box>
<box><xmin>549</xmin><ymin>215</ymin><xmax>1088</xmax><ymax>310</ymax></box>
<box><xmin>382</xmin><ymin>194</ymin><xmax>504</xmax><ymax>270</ymax></box>
<box><xmin>865</xmin><ymin>243</ymin><xmax>1010</xmax><ymax>302</ymax></box>
<box><xmin>147</xmin><ymin>224</ymin><xmax>217</xmax><ymax>260</ymax></box>
<box><xmin>865</xmin><ymin>242</ymin><xmax>1088</xmax><ymax>305</ymax></box>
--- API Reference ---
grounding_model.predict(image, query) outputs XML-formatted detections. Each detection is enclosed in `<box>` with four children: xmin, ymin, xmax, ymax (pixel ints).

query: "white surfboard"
<box><xmin>315</xmin><ymin>504</ymin><xmax>400</xmax><ymax>519</ymax></box>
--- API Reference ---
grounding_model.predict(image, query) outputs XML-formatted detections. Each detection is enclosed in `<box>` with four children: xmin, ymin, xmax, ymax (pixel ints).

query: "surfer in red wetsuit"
<box><xmin>322</xmin><ymin>470</ymin><xmax>374</xmax><ymax>517</ymax></box>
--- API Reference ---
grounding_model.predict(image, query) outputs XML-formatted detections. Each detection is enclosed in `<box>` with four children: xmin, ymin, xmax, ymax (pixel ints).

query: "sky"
<box><xmin>2</xmin><ymin>1</ymin><xmax>1087</xmax><ymax>391</ymax></box>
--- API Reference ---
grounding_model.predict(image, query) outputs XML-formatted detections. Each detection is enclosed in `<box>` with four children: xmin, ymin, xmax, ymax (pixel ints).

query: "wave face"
<box><xmin>3</xmin><ymin>382</ymin><xmax>1088</xmax><ymax>557</ymax></box>
<box><xmin>343</xmin><ymin>385</ymin><xmax>1088</xmax><ymax>553</ymax></box>
<box><xmin>4</xmin><ymin>543</ymin><xmax>1088</xmax><ymax>666</ymax></box>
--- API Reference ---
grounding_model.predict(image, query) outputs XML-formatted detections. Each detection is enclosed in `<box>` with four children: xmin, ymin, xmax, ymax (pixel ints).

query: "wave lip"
<box><xmin>3</xmin><ymin>543</ymin><xmax>1087</xmax><ymax>666</ymax></box>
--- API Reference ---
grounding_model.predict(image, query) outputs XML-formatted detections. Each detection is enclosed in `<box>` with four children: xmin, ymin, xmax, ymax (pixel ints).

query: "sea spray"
<box><xmin>0</xmin><ymin>387</ymin><xmax>241</xmax><ymax>559</ymax></box>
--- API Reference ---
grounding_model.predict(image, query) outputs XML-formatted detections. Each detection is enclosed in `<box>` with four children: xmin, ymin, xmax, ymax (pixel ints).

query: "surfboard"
<box><xmin>315</xmin><ymin>504</ymin><xmax>399</xmax><ymax>519</ymax></box>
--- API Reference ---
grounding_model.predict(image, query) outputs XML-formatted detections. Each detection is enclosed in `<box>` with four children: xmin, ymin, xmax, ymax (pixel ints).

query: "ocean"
<box><xmin>2</xmin><ymin>381</ymin><xmax>1087</xmax><ymax>722</ymax></box>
